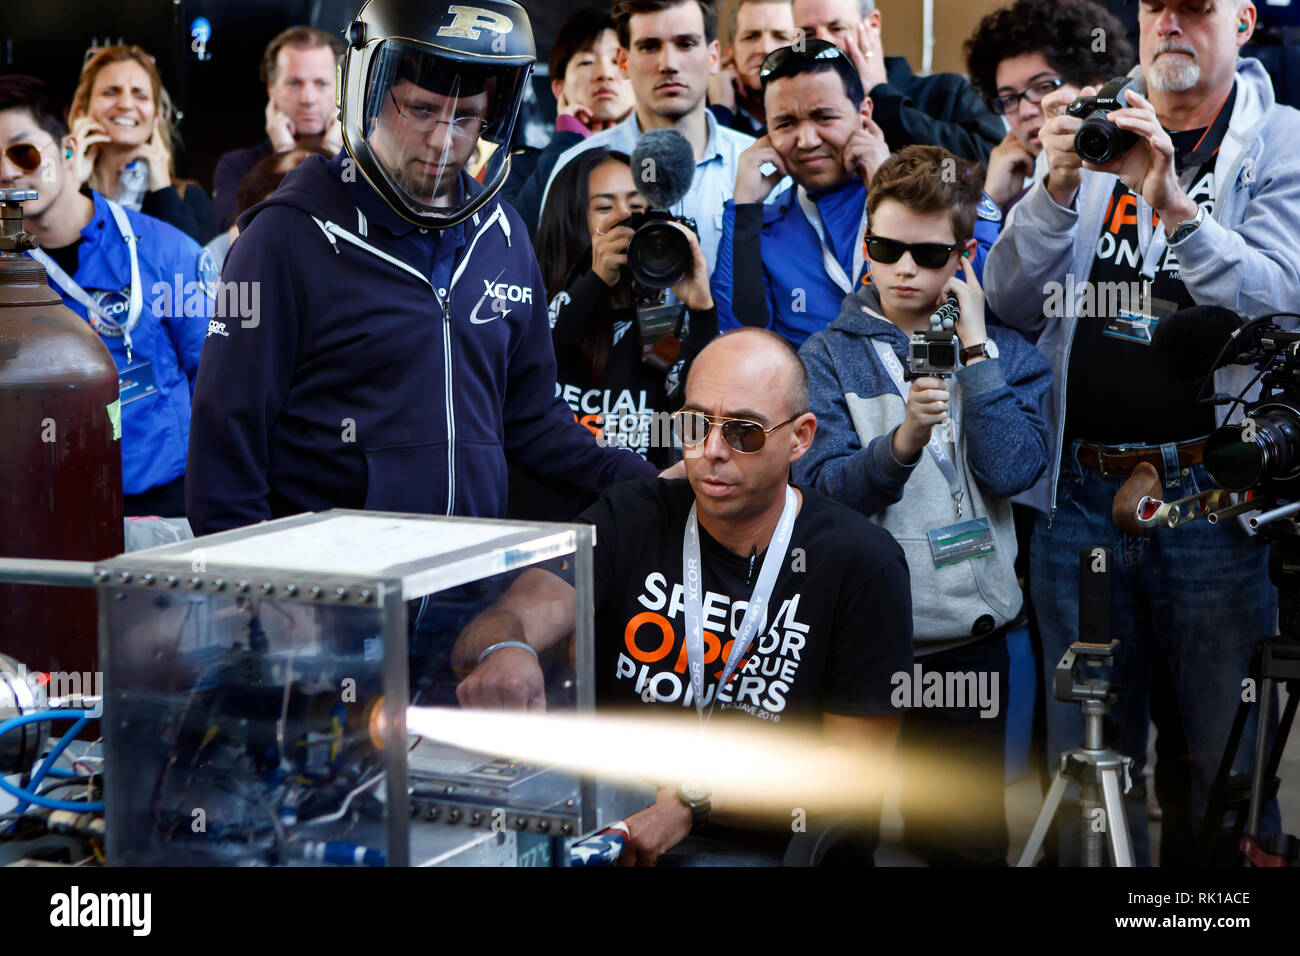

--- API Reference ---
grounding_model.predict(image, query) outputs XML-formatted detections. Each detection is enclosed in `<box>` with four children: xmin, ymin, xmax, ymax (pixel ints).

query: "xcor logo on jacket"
<box><xmin>470</xmin><ymin>272</ymin><xmax>532</xmax><ymax>324</ymax></box>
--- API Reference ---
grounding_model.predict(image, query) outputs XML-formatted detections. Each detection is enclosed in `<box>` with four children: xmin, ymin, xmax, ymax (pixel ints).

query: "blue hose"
<box><xmin>0</xmin><ymin>711</ymin><xmax>104</xmax><ymax>816</ymax></box>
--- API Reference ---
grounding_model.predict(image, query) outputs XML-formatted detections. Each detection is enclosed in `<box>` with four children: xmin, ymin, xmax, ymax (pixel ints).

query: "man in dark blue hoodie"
<box><xmin>187</xmin><ymin>0</ymin><xmax>656</xmax><ymax>536</ymax></box>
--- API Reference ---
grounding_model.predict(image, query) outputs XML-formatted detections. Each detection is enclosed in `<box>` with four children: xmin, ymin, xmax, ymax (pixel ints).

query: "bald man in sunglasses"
<box><xmin>453</xmin><ymin>327</ymin><xmax>913</xmax><ymax>866</ymax></box>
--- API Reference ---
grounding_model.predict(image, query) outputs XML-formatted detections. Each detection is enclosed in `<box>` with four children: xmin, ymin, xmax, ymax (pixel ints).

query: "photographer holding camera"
<box><xmin>537</xmin><ymin>0</ymin><xmax>761</xmax><ymax>278</ymax></box>
<box><xmin>796</xmin><ymin>145</ymin><xmax>1051</xmax><ymax>865</ymax></box>
<box><xmin>508</xmin><ymin>148</ymin><xmax>717</xmax><ymax>519</ymax></box>
<box><xmin>984</xmin><ymin>0</ymin><xmax>1300</xmax><ymax>864</ymax></box>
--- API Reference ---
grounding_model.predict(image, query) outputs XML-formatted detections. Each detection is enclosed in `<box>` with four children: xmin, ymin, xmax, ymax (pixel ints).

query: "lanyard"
<box><xmin>796</xmin><ymin>186</ymin><xmax>867</xmax><ymax>296</ymax></box>
<box><xmin>30</xmin><ymin>199</ymin><xmax>143</xmax><ymax>363</ymax></box>
<box><xmin>681</xmin><ymin>485</ymin><xmax>798</xmax><ymax>720</ymax></box>
<box><xmin>871</xmin><ymin>337</ymin><xmax>965</xmax><ymax>518</ymax></box>
<box><xmin>1131</xmin><ymin>87</ymin><xmax>1231</xmax><ymax>284</ymax></box>
<box><xmin>1135</xmin><ymin>165</ymin><xmax>1203</xmax><ymax>284</ymax></box>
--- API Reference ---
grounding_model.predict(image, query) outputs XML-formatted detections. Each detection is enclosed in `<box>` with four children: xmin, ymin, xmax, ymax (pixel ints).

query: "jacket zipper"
<box><xmin>444</xmin><ymin>204</ymin><xmax>509</xmax><ymax>515</ymax></box>
<box><xmin>436</xmin><ymin>287</ymin><xmax>455</xmax><ymax>515</ymax></box>
<box><xmin>311</xmin><ymin>207</ymin><xmax>510</xmax><ymax>518</ymax></box>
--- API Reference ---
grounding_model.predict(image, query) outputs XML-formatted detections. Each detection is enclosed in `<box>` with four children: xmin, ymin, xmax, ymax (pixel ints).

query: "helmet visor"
<box><xmin>361</xmin><ymin>39</ymin><xmax>528</xmax><ymax>224</ymax></box>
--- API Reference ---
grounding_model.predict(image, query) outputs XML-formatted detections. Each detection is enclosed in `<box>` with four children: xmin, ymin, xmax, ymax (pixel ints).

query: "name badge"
<box><xmin>118</xmin><ymin>358</ymin><xmax>158</xmax><ymax>406</ymax></box>
<box><xmin>1101</xmin><ymin>287</ymin><xmax>1179</xmax><ymax>346</ymax></box>
<box><xmin>928</xmin><ymin>516</ymin><xmax>996</xmax><ymax>569</ymax></box>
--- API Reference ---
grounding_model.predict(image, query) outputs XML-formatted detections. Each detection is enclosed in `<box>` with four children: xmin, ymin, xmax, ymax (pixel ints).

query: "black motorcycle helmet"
<box><xmin>338</xmin><ymin>0</ymin><xmax>535</xmax><ymax>228</ymax></box>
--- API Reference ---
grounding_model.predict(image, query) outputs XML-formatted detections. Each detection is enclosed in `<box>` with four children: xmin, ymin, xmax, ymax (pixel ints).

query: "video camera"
<box><xmin>1120</xmin><ymin>309</ymin><xmax>1300</xmax><ymax>866</ymax></box>
<box><xmin>1203</xmin><ymin>325</ymin><xmax>1300</xmax><ymax>496</ymax></box>
<box><xmin>907</xmin><ymin>294</ymin><xmax>961</xmax><ymax>380</ymax></box>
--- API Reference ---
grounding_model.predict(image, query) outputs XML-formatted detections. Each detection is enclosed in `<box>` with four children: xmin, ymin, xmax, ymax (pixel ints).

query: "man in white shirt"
<box><xmin>539</xmin><ymin>0</ymin><xmax>760</xmax><ymax>275</ymax></box>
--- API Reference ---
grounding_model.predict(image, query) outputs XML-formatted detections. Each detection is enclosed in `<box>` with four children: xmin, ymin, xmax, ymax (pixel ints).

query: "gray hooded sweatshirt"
<box><xmin>983</xmin><ymin>58</ymin><xmax>1300</xmax><ymax>518</ymax></box>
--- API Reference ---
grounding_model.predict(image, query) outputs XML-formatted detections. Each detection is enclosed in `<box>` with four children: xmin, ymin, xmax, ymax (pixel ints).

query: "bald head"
<box><xmin>687</xmin><ymin>328</ymin><xmax>809</xmax><ymax>420</ymax></box>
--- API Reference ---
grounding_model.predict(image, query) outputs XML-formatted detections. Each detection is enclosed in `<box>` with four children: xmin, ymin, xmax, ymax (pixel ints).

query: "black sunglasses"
<box><xmin>989</xmin><ymin>77</ymin><xmax>1064</xmax><ymax>116</ymax></box>
<box><xmin>759</xmin><ymin>38</ymin><xmax>850</xmax><ymax>84</ymax></box>
<box><xmin>866</xmin><ymin>233</ymin><xmax>964</xmax><ymax>270</ymax></box>
<box><xmin>672</xmin><ymin>409</ymin><xmax>800</xmax><ymax>454</ymax></box>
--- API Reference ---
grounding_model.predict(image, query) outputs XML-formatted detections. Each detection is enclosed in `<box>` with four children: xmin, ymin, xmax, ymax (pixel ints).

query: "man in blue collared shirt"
<box><xmin>711</xmin><ymin>42</ymin><xmax>1001</xmax><ymax>348</ymax></box>
<box><xmin>1</xmin><ymin>75</ymin><xmax>209</xmax><ymax>518</ymax></box>
<box><xmin>538</xmin><ymin>0</ymin><xmax>756</xmax><ymax>276</ymax></box>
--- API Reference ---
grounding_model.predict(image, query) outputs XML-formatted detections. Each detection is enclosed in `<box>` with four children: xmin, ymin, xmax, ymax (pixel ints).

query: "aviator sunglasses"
<box><xmin>671</xmin><ymin>409</ymin><xmax>800</xmax><ymax>454</ymax></box>
<box><xmin>3</xmin><ymin>141</ymin><xmax>46</xmax><ymax>172</ymax></box>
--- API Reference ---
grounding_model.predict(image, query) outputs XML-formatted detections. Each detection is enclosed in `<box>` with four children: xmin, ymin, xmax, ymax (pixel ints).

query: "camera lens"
<box><xmin>628</xmin><ymin>220</ymin><xmax>692</xmax><ymax>289</ymax></box>
<box><xmin>1074</xmin><ymin>113</ymin><xmax>1138</xmax><ymax>165</ymax></box>
<box><xmin>1205</xmin><ymin>404</ymin><xmax>1300</xmax><ymax>490</ymax></box>
<box><xmin>1076</xmin><ymin>116</ymin><xmax>1118</xmax><ymax>164</ymax></box>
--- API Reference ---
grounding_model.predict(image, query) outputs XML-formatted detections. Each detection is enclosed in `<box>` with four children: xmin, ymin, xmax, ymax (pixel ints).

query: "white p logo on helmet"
<box><xmin>437</xmin><ymin>5</ymin><xmax>514</xmax><ymax>40</ymax></box>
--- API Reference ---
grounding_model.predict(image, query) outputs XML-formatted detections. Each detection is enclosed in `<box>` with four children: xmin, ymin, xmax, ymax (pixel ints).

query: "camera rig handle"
<box><xmin>1113</xmin><ymin>457</ymin><xmax>1254</xmax><ymax>536</ymax></box>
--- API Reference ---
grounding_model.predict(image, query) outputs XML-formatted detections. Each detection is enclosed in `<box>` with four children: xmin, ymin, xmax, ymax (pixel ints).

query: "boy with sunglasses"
<box><xmin>712</xmin><ymin>39</ymin><xmax>1002</xmax><ymax>349</ymax></box>
<box><xmin>453</xmin><ymin>327</ymin><xmax>913</xmax><ymax>866</ymax></box>
<box><xmin>796</xmin><ymin>145</ymin><xmax>1051</xmax><ymax>865</ymax></box>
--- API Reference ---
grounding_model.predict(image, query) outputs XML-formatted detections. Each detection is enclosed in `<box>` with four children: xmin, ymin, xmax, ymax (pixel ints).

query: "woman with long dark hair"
<box><xmin>508</xmin><ymin>148</ymin><xmax>717</xmax><ymax>519</ymax></box>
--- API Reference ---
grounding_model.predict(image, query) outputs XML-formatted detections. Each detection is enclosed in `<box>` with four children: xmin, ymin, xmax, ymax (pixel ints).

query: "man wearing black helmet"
<box><xmin>187</xmin><ymin>0</ymin><xmax>657</xmax><ymax>535</ymax></box>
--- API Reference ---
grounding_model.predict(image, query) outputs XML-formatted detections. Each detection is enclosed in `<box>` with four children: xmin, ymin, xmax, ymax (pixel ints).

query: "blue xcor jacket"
<box><xmin>186</xmin><ymin>153</ymin><xmax>655</xmax><ymax>535</ymax></box>
<box><xmin>32</xmin><ymin>191</ymin><xmax>209</xmax><ymax>496</ymax></box>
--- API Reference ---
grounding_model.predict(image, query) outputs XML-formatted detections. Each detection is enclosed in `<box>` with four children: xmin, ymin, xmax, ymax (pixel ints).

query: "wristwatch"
<box><xmin>1168</xmin><ymin>205</ymin><xmax>1207</xmax><ymax>245</ymax></box>
<box><xmin>677</xmin><ymin>780</ymin><xmax>712</xmax><ymax>829</ymax></box>
<box><xmin>960</xmin><ymin>338</ymin><xmax>999</xmax><ymax>363</ymax></box>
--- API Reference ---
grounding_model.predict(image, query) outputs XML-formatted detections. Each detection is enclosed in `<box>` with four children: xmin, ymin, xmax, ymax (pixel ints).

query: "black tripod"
<box><xmin>1198</xmin><ymin>535</ymin><xmax>1300</xmax><ymax>866</ymax></box>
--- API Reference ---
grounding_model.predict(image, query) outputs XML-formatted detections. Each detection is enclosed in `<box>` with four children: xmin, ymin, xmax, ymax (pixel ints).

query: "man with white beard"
<box><xmin>984</xmin><ymin>0</ymin><xmax>1300</xmax><ymax>865</ymax></box>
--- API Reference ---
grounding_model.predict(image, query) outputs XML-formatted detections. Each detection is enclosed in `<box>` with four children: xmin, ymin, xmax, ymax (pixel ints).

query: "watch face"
<box><xmin>680</xmin><ymin>781</ymin><xmax>710</xmax><ymax>802</ymax></box>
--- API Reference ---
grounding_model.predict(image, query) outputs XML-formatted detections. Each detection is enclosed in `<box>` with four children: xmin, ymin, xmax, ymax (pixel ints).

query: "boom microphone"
<box><xmin>630</xmin><ymin>129</ymin><xmax>696</xmax><ymax>209</ymax></box>
<box><xmin>1151</xmin><ymin>305</ymin><xmax>1247</xmax><ymax>384</ymax></box>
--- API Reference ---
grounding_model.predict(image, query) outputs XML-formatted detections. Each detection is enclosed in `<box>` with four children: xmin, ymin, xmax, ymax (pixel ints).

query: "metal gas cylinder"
<box><xmin>0</xmin><ymin>188</ymin><xmax>122</xmax><ymax>677</ymax></box>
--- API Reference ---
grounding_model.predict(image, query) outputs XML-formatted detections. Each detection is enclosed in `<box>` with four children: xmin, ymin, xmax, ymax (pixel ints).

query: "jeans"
<box><xmin>1030</xmin><ymin>441</ymin><xmax>1279</xmax><ymax>865</ymax></box>
<box><xmin>898</xmin><ymin>629</ymin><xmax>1011</xmax><ymax>866</ymax></box>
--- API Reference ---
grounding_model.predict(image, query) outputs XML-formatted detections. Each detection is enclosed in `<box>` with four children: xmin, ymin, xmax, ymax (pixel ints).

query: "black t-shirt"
<box><xmin>551</xmin><ymin>271</ymin><xmax>712</xmax><ymax>470</ymax></box>
<box><xmin>507</xmin><ymin>271</ymin><xmax>716</xmax><ymax>523</ymax></box>
<box><xmin>1064</xmin><ymin>86</ymin><xmax>1235</xmax><ymax>445</ymax></box>
<box><xmin>45</xmin><ymin>238</ymin><xmax>83</xmax><ymax>278</ymax></box>
<box><xmin>578</xmin><ymin>478</ymin><xmax>913</xmax><ymax>726</ymax></box>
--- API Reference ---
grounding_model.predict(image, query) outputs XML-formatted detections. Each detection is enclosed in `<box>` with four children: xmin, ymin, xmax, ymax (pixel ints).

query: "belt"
<box><xmin>1076</xmin><ymin>439</ymin><xmax>1206</xmax><ymax>479</ymax></box>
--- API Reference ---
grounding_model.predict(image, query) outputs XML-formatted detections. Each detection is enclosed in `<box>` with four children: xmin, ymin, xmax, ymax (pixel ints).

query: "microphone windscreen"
<box><xmin>630</xmin><ymin>129</ymin><xmax>696</xmax><ymax>210</ymax></box>
<box><xmin>1151</xmin><ymin>305</ymin><xmax>1244</xmax><ymax>383</ymax></box>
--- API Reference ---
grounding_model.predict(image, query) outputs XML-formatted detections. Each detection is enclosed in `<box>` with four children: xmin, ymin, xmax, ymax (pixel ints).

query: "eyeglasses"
<box><xmin>866</xmin><ymin>233</ymin><xmax>964</xmax><ymax>270</ymax></box>
<box><xmin>671</xmin><ymin>409</ymin><xmax>801</xmax><ymax>454</ymax></box>
<box><xmin>989</xmin><ymin>77</ymin><xmax>1064</xmax><ymax>116</ymax></box>
<box><xmin>3</xmin><ymin>142</ymin><xmax>46</xmax><ymax>172</ymax></box>
<box><xmin>759</xmin><ymin>38</ymin><xmax>850</xmax><ymax>84</ymax></box>
<box><xmin>388</xmin><ymin>91</ymin><xmax>487</xmax><ymax>137</ymax></box>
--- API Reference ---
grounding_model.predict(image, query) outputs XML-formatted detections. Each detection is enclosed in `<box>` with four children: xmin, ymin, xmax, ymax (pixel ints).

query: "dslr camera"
<box><xmin>1067</xmin><ymin>76</ymin><xmax>1141</xmax><ymax>165</ymax></box>
<box><xmin>625</xmin><ymin>210</ymin><xmax>699</xmax><ymax>290</ymax></box>
<box><xmin>618</xmin><ymin>211</ymin><xmax>700</xmax><ymax>372</ymax></box>
<box><xmin>907</xmin><ymin>295</ymin><xmax>961</xmax><ymax>379</ymax></box>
